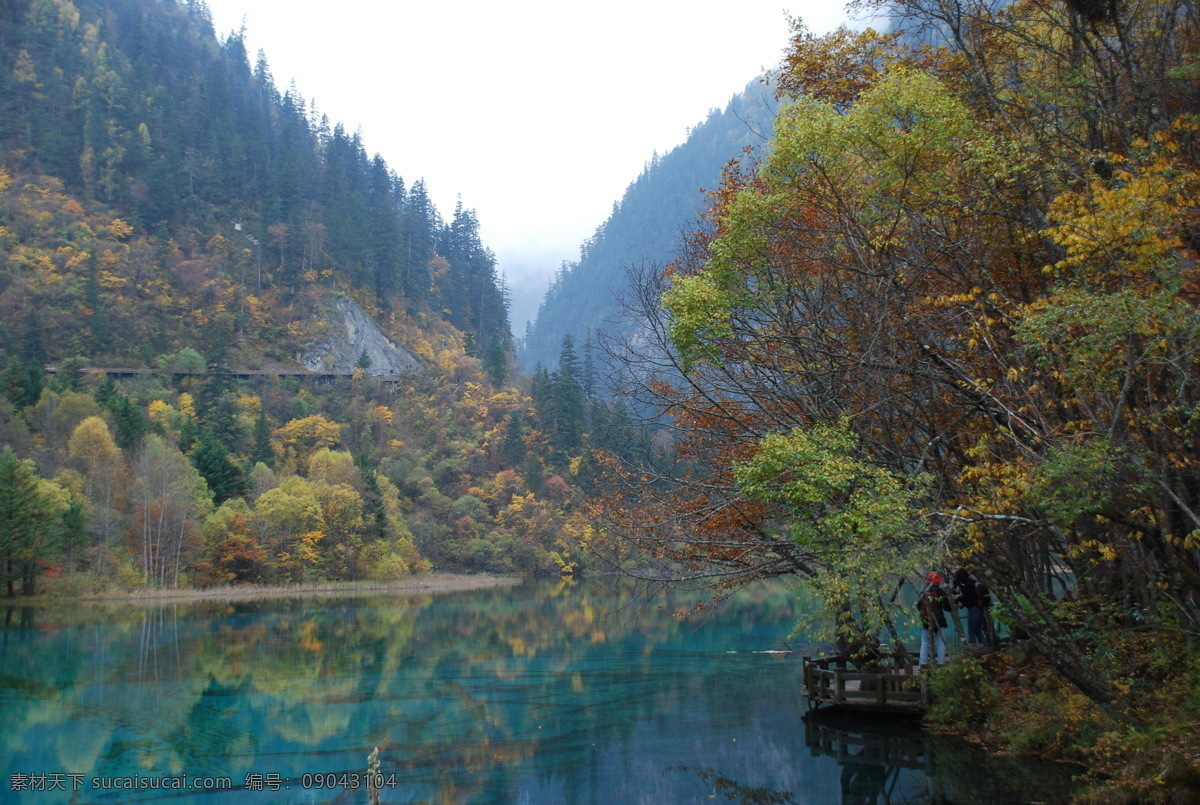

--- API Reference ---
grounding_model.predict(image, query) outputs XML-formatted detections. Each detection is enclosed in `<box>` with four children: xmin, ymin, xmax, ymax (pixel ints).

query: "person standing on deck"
<box><xmin>953</xmin><ymin>567</ymin><xmax>988</xmax><ymax>646</ymax></box>
<box><xmin>918</xmin><ymin>572</ymin><xmax>951</xmax><ymax>668</ymax></box>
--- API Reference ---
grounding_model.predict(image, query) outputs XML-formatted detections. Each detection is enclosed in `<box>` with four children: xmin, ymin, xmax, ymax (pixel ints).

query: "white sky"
<box><xmin>203</xmin><ymin>0</ymin><xmax>854</xmax><ymax>330</ymax></box>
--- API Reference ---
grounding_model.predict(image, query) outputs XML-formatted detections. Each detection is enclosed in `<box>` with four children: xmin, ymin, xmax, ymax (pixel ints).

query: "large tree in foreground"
<box><xmin>597</xmin><ymin>0</ymin><xmax>1200</xmax><ymax>707</ymax></box>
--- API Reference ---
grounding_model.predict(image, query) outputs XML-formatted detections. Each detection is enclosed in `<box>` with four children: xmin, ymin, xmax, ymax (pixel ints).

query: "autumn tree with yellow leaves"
<box><xmin>599</xmin><ymin>0</ymin><xmax>1200</xmax><ymax>726</ymax></box>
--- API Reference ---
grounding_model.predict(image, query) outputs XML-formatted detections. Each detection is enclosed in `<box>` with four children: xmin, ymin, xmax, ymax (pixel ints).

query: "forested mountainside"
<box><xmin>0</xmin><ymin>0</ymin><xmax>509</xmax><ymax>365</ymax></box>
<box><xmin>0</xmin><ymin>0</ymin><xmax>634</xmax><ymax>590</ymax></box>
<box><xmin>519</xmin><ymin>82</ymin><xmax>778</xmax><ymax>372</ymax></box>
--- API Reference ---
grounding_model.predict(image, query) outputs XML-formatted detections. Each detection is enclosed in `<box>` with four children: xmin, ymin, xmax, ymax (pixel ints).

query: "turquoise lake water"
<box><xmin>0</xmin><ymin>579</ymin><xmax>1081</xmax><ymax>804</ymax></box>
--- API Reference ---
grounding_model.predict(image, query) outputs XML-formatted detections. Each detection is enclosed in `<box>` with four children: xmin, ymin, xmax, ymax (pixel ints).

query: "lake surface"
<box><xmin>0</xmin><ymin>579</ymin><xmax>1082</xmax><ymax>804</ymax></box>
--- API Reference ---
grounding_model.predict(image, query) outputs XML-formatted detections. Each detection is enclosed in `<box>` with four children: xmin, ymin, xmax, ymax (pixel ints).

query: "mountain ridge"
<box><xmin>518</xmin><ymin>79</ymin><xmax>778</xmax><ymax>372</ymax></box>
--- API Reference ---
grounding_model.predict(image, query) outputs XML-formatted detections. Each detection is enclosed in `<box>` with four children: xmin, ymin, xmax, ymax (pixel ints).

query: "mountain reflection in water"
<box><xmin>0</xmin><ymin>580</ymin><xmax>1081</xmax><ymax>804</ymax></box>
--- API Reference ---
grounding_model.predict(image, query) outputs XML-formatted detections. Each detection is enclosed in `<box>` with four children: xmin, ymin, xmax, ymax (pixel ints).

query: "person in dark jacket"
<box><xmin>918</xmin><ymin>571</ymin><xmax>951</xmax><ymax>667</ymax></box>
<box><xmin>953</xmin><ymin>567</ymin><xmax>987</xmax><ymax>645</ymax></box>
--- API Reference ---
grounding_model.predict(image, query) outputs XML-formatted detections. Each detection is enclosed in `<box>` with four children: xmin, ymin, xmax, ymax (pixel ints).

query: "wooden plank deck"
<box><xmin>801</xmin><ymin>652</ymin><xmax>927</xmax><ymax>714</ymax></box>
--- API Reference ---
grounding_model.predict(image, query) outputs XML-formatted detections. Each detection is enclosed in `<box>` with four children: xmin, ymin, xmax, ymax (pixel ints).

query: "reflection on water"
<box><xmin>802</xmin><ymin>710</ymin><xmax>1082</xmax><ymax>805</ymax></box>
<box><xmin>0</xmin><ymin>580</ymin><xmax>1080</xmax><ymax>804</ymax></box>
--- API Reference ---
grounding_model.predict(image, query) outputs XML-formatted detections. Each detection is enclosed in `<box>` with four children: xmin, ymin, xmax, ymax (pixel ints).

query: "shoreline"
<box><xmin>11</xmin><ymin>574</ymin><xmax>524</xmax><ymax>606</ymax></box>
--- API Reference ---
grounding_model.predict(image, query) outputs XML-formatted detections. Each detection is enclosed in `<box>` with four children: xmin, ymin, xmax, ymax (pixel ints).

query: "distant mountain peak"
<box><xmin>519</xmin><ymin>80</ymin><xmax>778</xmax><ymax>372</ymax></box>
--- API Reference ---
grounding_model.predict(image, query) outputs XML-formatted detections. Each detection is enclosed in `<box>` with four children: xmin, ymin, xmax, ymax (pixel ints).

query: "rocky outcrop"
<box><xmin>300</xmin><ymin>297</ymin><xmax>421</xmax><ymax>376</ymax></box>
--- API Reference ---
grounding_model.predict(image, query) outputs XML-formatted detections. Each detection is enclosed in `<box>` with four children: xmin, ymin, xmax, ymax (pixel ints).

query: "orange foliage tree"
<box><xmin>596</xmin><ymin>0</ymin><xmax>1200</xmax><ymax>705</ymax></box>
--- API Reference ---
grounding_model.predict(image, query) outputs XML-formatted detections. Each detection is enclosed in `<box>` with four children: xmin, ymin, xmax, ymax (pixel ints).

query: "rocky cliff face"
<box><xmin>301</xmin><ymin>297</ymin><xmax>421</xmax><ymax>375</ymax></box>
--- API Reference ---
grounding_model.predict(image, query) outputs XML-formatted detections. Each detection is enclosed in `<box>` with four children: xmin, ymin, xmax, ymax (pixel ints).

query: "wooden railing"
<box><xmin>43</xmin><ymin>366</ymin><xmax>413</xmax><ymax>384</ymax></box>
<box><xmin>801</xmin><ymin>652</ymin><xmax>927</xmax><ymax>713</ymax></box>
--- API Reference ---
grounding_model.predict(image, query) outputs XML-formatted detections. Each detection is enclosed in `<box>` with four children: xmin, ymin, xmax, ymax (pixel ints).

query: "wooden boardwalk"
<box><xmin>43</xmin><ymin>365</ymin><xmax>415</xmax><ymax>388</ymax></box>
<box><xmin>801</xmin><ymin>652</ymin><xmax>927</xmax><ymax>714</ymax></box>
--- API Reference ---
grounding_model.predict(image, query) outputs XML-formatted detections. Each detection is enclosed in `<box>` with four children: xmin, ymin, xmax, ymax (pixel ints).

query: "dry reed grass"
<box><xmin>37</xmin><ymin>574</ymin><xmax>522</xmax><ymax>605</ymax></box>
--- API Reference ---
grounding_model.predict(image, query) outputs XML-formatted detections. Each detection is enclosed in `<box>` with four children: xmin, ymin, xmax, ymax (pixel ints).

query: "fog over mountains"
<box><xmin>519</xmin><ymin>80</ymin><xmax>779</xmax><ymax>372</ymax></box>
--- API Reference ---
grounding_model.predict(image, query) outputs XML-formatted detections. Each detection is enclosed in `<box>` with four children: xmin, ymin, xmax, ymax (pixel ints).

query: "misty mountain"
<box><xmin>0</xmin><ymin>0</ymin><xmax>617</xmax><ymax>583</ymax></box>
<box><xmin>518</xmin><ymin>80</ymin><xmax>779</xmax><ymax>372</ymax></box>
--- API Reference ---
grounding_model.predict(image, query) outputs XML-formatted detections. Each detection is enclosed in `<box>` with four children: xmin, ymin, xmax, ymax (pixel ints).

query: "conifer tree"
<box><xmin>251</xmin><ymin>406</ymin><xmax>275</xmax><ymax>468</ymax></box>
<box><xmin>0</xmin><ymin>447</ymin><xmax>59</xmax><ymax>596</ymax></box>
<box><xmin>531</xmin><ymin>364</ymin><xmax>553</xmax><ymax>415</ymax></box>
<box><xmin>193</xmin><ymin>435</ymin><xmax>248</xmax><ymax>505</ymax></box>
<box><xmin>195</xmin><ymin>341</ymin><xmax>243</xmax><ymax>449</ymax></box>
<box><xmin>550</xmin><ymin>336</ymin><xmax>585</xmax><ymax>454</ymax></box>
<box><xmin>104</xmin><ymin>391</ymin><xmax>149</xmax><ymax>449</ymax></box>
<box><xmin>403</xmin><ymin>180</ymin><xmax>440</xmax><ymax>297</ymax></box>
<box><xmin>500</xmin><ymin>411</ymin><xmax>527</xmax><ymax>467</ymax></box>
<box><xmin>483</xmin><ymin>341</ymin><xmax>507</xmax><ymax>386</ymax></box>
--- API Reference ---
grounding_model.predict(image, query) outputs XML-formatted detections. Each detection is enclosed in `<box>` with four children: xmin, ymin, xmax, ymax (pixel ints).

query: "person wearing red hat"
<box><xmin>918</xmin><ymin>571</ymin><xmax>951</xmax><ymax>667</ymax></box>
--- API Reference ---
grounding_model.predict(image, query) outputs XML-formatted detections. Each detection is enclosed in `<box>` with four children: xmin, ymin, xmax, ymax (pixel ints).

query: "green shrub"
<box><xmin>41</xmin><ymin>570</ymin><xmax>105</xmax><ymax>597</ymax></box>
<box><xmin>926</xmin><ymin>655</ymin><xmax>1000</xmax><ymax>728</ymax></box>
<box><xmin>360</xmin><ymin>541</ymin><xmax>411</xmax><ymax>581</ymax></box>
